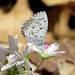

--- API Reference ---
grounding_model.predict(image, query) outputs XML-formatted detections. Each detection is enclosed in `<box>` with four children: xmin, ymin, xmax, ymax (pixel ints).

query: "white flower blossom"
<box><xmin>0</xmin><ymin>34</ymin><xmax>18</xmax><ymax>55</ymax></box>
<box><xmin>1</xmin><ymin>44</ymin><xmax>33</xmax><ymax>72</ymax></box>
<box><xmin>0</xmin><ymin>35</ymin><xmax>34</xmax><ymax>75</ymax></box>
<box><xmin>17</xmin><ymin>60</ymin><xmax>34</xmax><ymax>75</ymax></box>
<box><xmin>27</xmin><ymin>42</ymin><xmax>66</xmax><ymax>59</ymax></box>
<box><xmin>0</xmin><ymin>34</ymin><xmax>18</xmax><ymax>71</ymax></box>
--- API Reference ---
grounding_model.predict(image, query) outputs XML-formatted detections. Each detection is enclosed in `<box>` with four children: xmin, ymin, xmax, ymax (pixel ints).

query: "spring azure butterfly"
<box><xmin>21</xmin><ymin>11</ymin><xmax>48</xmax><ymax>50</ymax></box>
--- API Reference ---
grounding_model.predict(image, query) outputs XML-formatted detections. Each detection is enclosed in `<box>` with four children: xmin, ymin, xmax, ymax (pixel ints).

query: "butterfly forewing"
<box><xmin>21</xmin><ymin>11</ymin><xmax>48</xmax><ymax>49</ymax></box>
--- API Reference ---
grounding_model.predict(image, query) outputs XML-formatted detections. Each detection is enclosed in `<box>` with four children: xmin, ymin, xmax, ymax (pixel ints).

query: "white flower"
<box><xmin>1</xmin><ymin>44</ymin><xmax>33</xmax><ymax>72</ymax></box>
<box><xmin>0</xmin><ymin>34</ymin><xmax>18</xmax><ymax>55</ymax></box>
<box><xmin>28</xmin><ymin>42</ymin><xmax>66</xmax><ymax>59</ymax></box>
<box><xmin>17</xmin><ymin>60</ymin><xmax>34</xmax><ymax>75</ymax></box>
<box><xmin>0</xmin><ymin>34</ymin><xmax>18</xmax><ymax>71</ymax></box>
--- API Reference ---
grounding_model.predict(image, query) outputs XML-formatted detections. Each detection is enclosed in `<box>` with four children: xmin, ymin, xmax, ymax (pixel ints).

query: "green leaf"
<box><xmin>4</xmin><ymin>65</ymin><xmax>20</xmax><ymax>75</ymax></box>
<box><xmin>10</xmin><ymin>69</ymin><xmax>19</xmax><ymax>75</ymax></box>
<box><xmin>6</xmin><ymin>53</ymin><xmax>11</xmax><ymax>56</ymax></box>
<box><xmin>5</xmin><ymin>69</ymin><xmax>12</xmax><ymax>75</ymax></box>
<box><xmin>5</xmin><ymin>72</ymin><xmax>10</xmax><ymax>75</ymax></box>
<box><xmin>6</xmin><ymin>69</ymin><xmax>12</xmax><ymax>72</ymax></box>
<box><xmin>4</xmin><ymin>60</ymin><xmax>8</xmax><ymax>65</ymax></box>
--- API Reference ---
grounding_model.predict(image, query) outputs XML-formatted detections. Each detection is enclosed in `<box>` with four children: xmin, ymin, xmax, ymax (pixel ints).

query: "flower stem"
<box><xmin>34</xmin><ymin>59</ymin><xmax>44</xmax><ymax>73</ymax></box>
<box><xmin>0</xmin><ymin>62</ymin><xmax>3</xmax><ymax>66</ymax></box>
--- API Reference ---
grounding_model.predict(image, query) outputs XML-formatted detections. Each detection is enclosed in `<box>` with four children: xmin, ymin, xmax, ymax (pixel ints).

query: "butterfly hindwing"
<box><xmin>21</xmin><ymin>11</ymin><xmax>48</xmax><ymax>48</ymax></box>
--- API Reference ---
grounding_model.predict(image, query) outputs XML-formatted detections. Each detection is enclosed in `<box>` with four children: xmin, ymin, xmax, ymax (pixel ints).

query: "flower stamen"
<box><xmin>42</xmin><ymin>51</ymin><xmax>44</xmax><ymax>53</ymax></box>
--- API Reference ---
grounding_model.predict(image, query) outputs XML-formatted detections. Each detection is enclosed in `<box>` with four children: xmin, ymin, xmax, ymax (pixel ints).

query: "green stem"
<box><xmin>34</xmin><ymin>59</ymin><xmax>44</xmax><ymax>73</ymax></box>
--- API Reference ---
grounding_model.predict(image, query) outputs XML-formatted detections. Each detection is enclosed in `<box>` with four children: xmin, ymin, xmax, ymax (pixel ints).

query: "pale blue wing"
<box><xmin>21</xmin><ymin>11</ymin><xmax>48</xmax><ymax>49</ymax></box>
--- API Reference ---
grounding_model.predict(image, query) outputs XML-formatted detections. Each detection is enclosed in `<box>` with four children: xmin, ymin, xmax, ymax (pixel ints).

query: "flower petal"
<box><xmin>45</xmin><ymin>51</ymin><xmax>66</xmax><ymax>57</ymax></box>
<box><xmin>32</xmin><ymin>45</ymin><xmax>41</xmax><ymax>52</ymax></box>
<box><xmin>8</xmin><ymin>34</ymin><xmax>17</xmax><ymax>53</ymax></box>
<box><xmin>38</xmin><ymin>51</ymin><xmax>66</xmax><ymax>59</ymax></box>
<box><xmin>29</xmin><ymin>71</ymin><xmax>34</xmax><ymax>75</ymax></box>
<box><xmin>16</xmin><ymin>59</ymin><xmax>25</xmax><ymax>66</ymax></box>
<box><xmin>50</xmin><ymin>51</ymin><xmax>66</xmax><ymax>56</ymax></box>
<box><xmin>14</xmin><ymin>35</ymin><xmax>18</xmax><ymax>48</ymax></box>
<box><xmin>22</xmin><ymin>42</ymin><xmax>33</xmax><ymax>57</ymax></box>
<box><xmin>0</xmin><ymin>47</ymin><xmax>10</xmax><ymax>54</ymax></box>
<box><xmin>17</xmin><ymin>65</ymin><xmax>24</xmax><ymax>73</ymax></box>
<box><xmin>9</xmin><ymin>54</ymin><xmax>18</xmax><ymax>61</ymax></box>
<box><xmin>24</xmin><ymin>60</ymin><xmax>30</xmax><ymax>71</ymax></box>
<box><xmin>1</xmin><ymin>60</ymin><xmax>17</xmax><ymax>71</ymax></box>
<box><xmin>0</xmin><ymin>54</ymin><xmax>7</xmax><ymax>72</ymax></box>
<box><xmin>47</xmin><ymin>43</ymin><xmax>60</xmax><ymax>53</ymax></box>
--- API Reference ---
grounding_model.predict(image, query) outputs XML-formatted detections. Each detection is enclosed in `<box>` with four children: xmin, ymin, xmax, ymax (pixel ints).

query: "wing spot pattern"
<box><xmin>37</xmin><ymin>30</ymin><xmax>39</xmax><ymax>31</ymax></box>
<box><xmin>32</xmin><ymin>27</ymin><xmax>34</xmax><ymax>29</ymax></box>
<box><xmin>40</xmin><ymin>28</ymin><xmax>42</xmax><ymax>30</ymax></box>
<box><xmin>35</xmin><ymin>36</ymin><xmax>37</xmax><ymax>37</ymax></box>
<box><xmin>39</xmin><ymin>19</ymin><xmax>42</xmax><ymax>20</ymax></box>
<box><xmin>40</xmin><ymin>36</ymin><xmax>42</xmax><ymax>37</ymax></box>
<box><xmin>32</xmin><ymin>33</ymin><xmax>33</xmax><ymax>34</ymax></box>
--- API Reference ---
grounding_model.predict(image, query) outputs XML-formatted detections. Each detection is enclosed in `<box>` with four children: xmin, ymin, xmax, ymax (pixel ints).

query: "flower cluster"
<box><xmin>0</xmin><ymin>34</ymin><xmax>34</xmax><ymax>75</ymax></box>
<box><xmin>0</xmin><ymin>34</ymin><xmax>66</xmax><ymax>75</ymax></box>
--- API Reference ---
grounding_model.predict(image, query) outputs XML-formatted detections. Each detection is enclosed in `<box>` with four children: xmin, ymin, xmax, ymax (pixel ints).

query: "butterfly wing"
<box><xmin>21</xmin><ymin>11</ymin><xmax>48</xmax><ymax>49</ymax></box>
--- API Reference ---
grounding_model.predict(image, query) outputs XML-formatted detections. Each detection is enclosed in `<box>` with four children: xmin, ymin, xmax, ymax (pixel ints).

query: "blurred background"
<box><xmin>0</xmin><ymin>0</ymin><xmax>75</xmax><ymax>75</ymax></box>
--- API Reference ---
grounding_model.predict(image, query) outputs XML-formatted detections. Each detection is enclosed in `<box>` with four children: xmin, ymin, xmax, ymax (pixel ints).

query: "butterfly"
<box><xmin>21</xmin><ymin>11</ymin><xmax>48</xmax><ymax>50</ymax></box>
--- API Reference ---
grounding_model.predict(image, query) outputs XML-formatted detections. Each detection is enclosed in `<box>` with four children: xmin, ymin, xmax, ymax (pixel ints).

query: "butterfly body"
<box><xmin>21</xmin><ymin>11</ymin><xmax>48</xmax><ymax>50</ymax></box>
